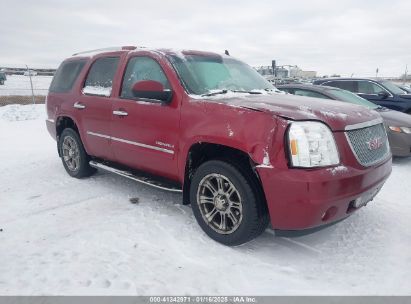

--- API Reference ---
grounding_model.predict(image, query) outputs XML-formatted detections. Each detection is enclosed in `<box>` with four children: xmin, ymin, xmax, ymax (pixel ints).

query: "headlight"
<box><xmin>388</xmin><ymin>126</ymin><xmax>411</xmax><ymax>134</ymax></box>
<box><xmin>288</xmin><ymin>121</ymin><xmax>340</xmax><ymax>168</ymax></box>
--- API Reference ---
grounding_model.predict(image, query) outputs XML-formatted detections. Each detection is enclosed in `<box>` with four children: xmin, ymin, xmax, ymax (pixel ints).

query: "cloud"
<box><xmin>0</xmin><ymin>0</ymin><xmax>409</xmax><ymax>77</ymax></box>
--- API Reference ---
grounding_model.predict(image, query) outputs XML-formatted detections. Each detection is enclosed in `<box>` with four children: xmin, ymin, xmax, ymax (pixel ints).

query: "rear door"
<box><xmin>75</xmin><ymin>55</ymin><xmax>121</xmax><ymax>160</ymax></box>
<box><xmin>110</xmin><ymin>54</ymin><xmax>181</xmax><ymax>180</ymax></box>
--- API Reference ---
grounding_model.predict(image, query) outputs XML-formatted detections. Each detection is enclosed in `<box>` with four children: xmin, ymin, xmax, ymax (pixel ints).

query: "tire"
<box><xmin>58</xmin><ymin>128</ymin><xmax>96</xmax><ymax>178</ymax></box>
<box><xmin>190</xmin><ymin>160</ymin><xmax>269</xmax><ymax>246</ymax></box>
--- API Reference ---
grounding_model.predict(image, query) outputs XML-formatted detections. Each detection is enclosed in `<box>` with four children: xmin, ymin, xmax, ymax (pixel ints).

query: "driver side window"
<box><xmin>121</xmin><ymin>56</ymin><xmax>170</xmax><ymax>99</ymax></box>
<box><xmin>357</xmin><ymin>81</ymin><xmax>385</xmax><ymax>94</ymax></box>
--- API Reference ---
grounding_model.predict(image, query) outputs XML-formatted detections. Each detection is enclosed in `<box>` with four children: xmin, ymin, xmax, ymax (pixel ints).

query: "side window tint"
<box><xmin>121</xmin><ymin>56</ymin><xmax>170</xmax><ymax>99</ymax></box>
<box><xmin>49</xmin><ymin>60</ymin><xmax>86</xmax><ymax>93</ymax></box>
<box><xmin>294</xmin><ymin>89</ymin><xmax>329</xmax><ymax>99</ymax></box>
<box><xmin>325</xmin><ymin>81</ymin><xmax>355</xmax><ymax>92</ymax></box>
<box><xmin>357</xmin><ymin>81</ymin><xmax>385</xmax><ymax>94</ymax></box>
<box><xmin>83</xmin><ymin>57</ymin><xmax>120</xmax><ymax>97</ymax></box>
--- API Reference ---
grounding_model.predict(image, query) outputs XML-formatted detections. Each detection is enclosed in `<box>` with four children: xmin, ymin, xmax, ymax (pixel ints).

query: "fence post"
<box><xmin>25</xmin><ymin>65</ymin><xmax>35</xmax><ymax>104</ymax></box>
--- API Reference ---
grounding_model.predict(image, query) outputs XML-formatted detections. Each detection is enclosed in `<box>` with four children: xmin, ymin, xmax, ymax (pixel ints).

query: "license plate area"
<box><xmin>348</xmin><ymin>187</ymin><xmax>381</xmax><ymax>213</ymax></box>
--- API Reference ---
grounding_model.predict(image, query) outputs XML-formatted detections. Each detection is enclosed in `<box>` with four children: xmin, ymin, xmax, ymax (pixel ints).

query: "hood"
<box><xmin>379</xmin><ymin>108</ymin><xmax>411</xmax><ymax>127</ymax></box>
<box><xmin>199</xmin><ymin>93</ymin><xmax>381</xmax><ymax>131</ymax></box>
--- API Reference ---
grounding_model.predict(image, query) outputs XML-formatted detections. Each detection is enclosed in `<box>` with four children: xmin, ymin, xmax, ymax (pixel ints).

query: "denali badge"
<box><xmin>367</xmin><ymin>137</ymin><xmax>383</xmax><ymax>151</ymax></box>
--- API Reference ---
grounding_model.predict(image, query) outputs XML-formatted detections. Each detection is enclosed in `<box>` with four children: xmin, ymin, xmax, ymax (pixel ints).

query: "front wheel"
<box><xmin>190</xmin><ymin>160</ymin><xmax>269</xmax><ymax>246</ymax></box>
<box><xmin>58</xmin><ymin>128</ymin><xmax>96</xmax><ymax>178</ymax></box>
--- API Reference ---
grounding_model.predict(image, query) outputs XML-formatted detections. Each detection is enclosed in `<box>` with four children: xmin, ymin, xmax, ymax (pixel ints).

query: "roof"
<box><xmin>70</xmin><ymin>46</ymin><xmax>225</xmax><ymax>60</ymax></box>
<box><xmin>315</xmin><ymin>77</ymin><xmax>384</xmax><ymax>83</ymax></box>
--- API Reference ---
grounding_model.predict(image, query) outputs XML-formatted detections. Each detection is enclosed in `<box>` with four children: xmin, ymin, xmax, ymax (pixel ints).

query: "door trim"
<box><xmin>86</xmin><ymin>131</ymin><xmax>174</xmax><ymax>154</ymax></box>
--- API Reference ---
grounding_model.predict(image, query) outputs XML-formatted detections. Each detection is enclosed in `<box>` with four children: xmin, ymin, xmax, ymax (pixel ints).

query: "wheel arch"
<box><xmin>55</xmin><ymin>115</ymin><xmax>82</xmax><ymax>156</ymax></box>
<box><xmin>182</xmin><ymin>142</ymin><xmax>269</xmax><ymax>216</ymax></box>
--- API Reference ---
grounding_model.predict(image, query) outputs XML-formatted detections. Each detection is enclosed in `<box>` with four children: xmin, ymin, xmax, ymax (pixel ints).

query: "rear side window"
<box><xmin>83</xmin><ymin>57</ymin><xmax>120</xmax><ymax>97</ymax></box>
<box><xmin>49</xmin><ymin>60</ymin><xmax>86</xmax><ymax>93</ymax></box>
<box><xmin>121</xmin><ymin>56</ymin><xmax>170</xmax><ymax>99</ymax></box>
<box><xmin>293</xmin><ymin>89</ymin><xmax>329</xmax><ymax>99</ymax></box>
<box><xmin>324</xmin><ymin>81</ymin><xmax>356</xmax><ymax>92</ymax></box>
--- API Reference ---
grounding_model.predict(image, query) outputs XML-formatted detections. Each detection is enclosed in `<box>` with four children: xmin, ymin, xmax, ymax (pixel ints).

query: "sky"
<box><xmin>0</xmin><ymin>0</ymin><xmax>410</xmax><ymax>77</ymax></box>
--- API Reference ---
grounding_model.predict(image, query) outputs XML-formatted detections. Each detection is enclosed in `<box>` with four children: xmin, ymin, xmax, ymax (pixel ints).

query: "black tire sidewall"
<box><xmin>190</xmin><ymin>160</ymin><xmax>263</xmax><ymax>246</ymax></box>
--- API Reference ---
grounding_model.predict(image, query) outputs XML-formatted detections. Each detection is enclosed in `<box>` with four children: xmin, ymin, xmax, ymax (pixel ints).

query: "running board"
<box><xmin>89</xmin><ymin>160</ymin><xmax>182</xmax><ymax>193</ymax></box>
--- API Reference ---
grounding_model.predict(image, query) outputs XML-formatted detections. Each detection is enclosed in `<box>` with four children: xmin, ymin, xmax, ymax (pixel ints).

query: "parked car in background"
<box><xmin>278</xmin><ymin>84</ymin><xmax>411</xmax><ymax>157</ymax></box>
<box><xmin>397</xmin><ymin>84</ymin><xmax>411</xmax><ymax>94</ymax></box>
<box><xmin>23</xmin><ymin>70</ymin><xmax>37</xmax><ymax>76</ymax></box>
<box><xmin>46</xmin><ymin>46</ymin><xmax>391</xmax><ymax>245</ymax></box>
<box><xmin>313</xmin><ymin>78</ymin><xmax>411</xmax><ymax>114</ymax></box>
<box><xmin>0</xmin><ymin>71</ymin><xmax>6</xmax><ymax>85</ymax></box>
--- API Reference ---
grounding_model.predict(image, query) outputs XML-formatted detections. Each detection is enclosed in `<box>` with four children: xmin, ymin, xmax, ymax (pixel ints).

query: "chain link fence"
<box><xmin>0</xmin><ymin>75</ymin><xmax>52</xmax><ymax>106</ymax></box>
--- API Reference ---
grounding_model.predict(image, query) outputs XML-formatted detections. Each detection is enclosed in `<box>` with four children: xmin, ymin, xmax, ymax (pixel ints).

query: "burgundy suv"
<box><xmin>46</xmin><ymin>46</ymin><xmax>392</xmax><ymax>245</ymax></box>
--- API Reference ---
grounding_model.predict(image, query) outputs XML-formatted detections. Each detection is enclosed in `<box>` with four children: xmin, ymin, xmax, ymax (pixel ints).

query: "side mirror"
<box><xmin>378</xmin><ymin>91</ymin><xmax>389</xmax><ymax>99</ymax></box>
<box><xmin>132</xmin><ymin>80</ymin><xmax>173</xmax><ymax>104</ymax></box>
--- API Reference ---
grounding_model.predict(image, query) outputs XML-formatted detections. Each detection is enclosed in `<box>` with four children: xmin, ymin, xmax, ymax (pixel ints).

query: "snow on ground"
<box><xmin>0</xmin><ymin>75</ymin><xmax>52</xmax><ymax>96</ymax></box>
<box><xmin>0</xmin><ymin>104</ymin><xmax>410</xmax><ymax>295</ymax></box>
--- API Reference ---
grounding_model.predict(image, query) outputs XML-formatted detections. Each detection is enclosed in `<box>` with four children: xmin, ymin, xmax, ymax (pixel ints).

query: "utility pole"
<box><xmin>376</xmin><ymin>68</ymin><xmax>379</xmax><ymax>79</ymax></box>
<box><xmin>26</xmin><ymin>65</ymin><xmax>35</xmax><ymax>104</ymax></box>
<box><xmin>404</xmin><ymin>65</ymin><xmax>408</xmax><ymax>85</ymax></box>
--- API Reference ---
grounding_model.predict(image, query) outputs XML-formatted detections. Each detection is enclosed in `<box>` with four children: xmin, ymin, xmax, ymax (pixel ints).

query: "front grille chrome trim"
<box><xmin>345</xmin><ymin>118</ymin><xmax>384</xmax><ymax>131</ymax></box>
<box><xmin>344</xmin><ymin>122</ymin><xmax>390</xmax><ymax>167</ymax></box>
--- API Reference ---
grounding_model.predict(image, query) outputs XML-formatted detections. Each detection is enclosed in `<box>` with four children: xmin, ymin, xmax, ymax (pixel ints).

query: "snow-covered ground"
<box><xmin>0</xmin><ymin>75</ymin><xmax>52</xmax><ymax>96</ymax></box>
<box><xmin>0</xmin><ymin>104</ymin><xmax>410</xmax><ymax>295</ymax></box>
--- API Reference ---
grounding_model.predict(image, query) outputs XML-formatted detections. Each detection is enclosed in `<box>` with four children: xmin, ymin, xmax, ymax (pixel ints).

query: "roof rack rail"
<box><xmin>72</xmin><ymin>46</ymin><xmax>137</xmax><ymax>56</ymax></box>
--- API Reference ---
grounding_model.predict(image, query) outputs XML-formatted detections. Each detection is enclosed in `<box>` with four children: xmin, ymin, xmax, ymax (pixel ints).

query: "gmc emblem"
<box><xmin>367</xmin><ymin>137</ymin><xmax>383</xmax><ymax>151</ymax></box>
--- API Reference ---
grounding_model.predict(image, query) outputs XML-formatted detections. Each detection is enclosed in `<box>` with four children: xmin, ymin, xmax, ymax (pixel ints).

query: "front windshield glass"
<box><xmin>327</xmin><ymin>89</ymin><xmax>379</xmax><ymax>109</ymax></box>
<box><xmin>380</xmin><ymin>80</ymin><xmax>406</xmax><ymax>95</ymax></box>
<box><xmin>168</xmin><ymin>54</ymin><xmax>275</xmax><ymax>95</ymax></box>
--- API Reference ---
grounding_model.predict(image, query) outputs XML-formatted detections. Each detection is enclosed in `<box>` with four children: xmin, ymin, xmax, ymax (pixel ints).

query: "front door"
<box><xmin>355</xmin><ymin>80</ymin><xmax>395</xmax><ymax>109</ymax></box>
<box><xmin>110</xmin><ymin>55</ymin><xmax>181</xmax><ymax>181</ymax></box>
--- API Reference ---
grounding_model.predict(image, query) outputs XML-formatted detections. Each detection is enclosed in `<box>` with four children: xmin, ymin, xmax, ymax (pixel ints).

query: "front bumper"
<box><xmin>388</xmin><ymin>131</ymin><xmax>411</xmax><ymax>157</ymax></box>
<box><xmin>257</xmin><ymin>158</ymin><xmax>392</xmax><ymax>230</ymax></box>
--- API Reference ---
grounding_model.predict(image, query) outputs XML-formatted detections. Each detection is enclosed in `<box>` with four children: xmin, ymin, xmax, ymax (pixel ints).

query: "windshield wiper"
<box><xmin>201</xmin><ymin>90</ymin><xmax>228</xmax><ymax>97</ymax></box>
<box><xmin>201</xmin><ymin>89</ymin><xmax>264</xmax><ymax>97</ymax></box>
<box><xmin>376</xmin><ymin>106</ymin><xmax>388</xmax><ymax>111</ymax></box>
<box><xmin>232</xmin><ymin>90</ymin><xmax>263</xmax><ymax>94</ymax></box>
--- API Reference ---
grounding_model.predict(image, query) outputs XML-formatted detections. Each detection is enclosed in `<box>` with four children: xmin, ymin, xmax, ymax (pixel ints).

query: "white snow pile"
<box><xmin>82</xmin><ymin>86</ymin><xmax>112</xmax><ymax>97</ymax></box>
<box><xmin>0</xmin><ymin>104</ymin><xmax>411</xmax><ymax>295</ymax></box>
<box><xmin>0</xmin><ymin>104</ymin><xmax>46</xmax><ymax>122</ymax></box>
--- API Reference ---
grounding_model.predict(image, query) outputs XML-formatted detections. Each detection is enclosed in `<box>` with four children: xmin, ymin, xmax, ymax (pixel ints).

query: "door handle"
<box><xmin>73</xmin><ymin>102</ymin><xmax>86</xmax><ymax>109</ymax></box>
<box><xmin>113</xmin><ymin>110</ymin><xmax>128</xmax><ymax>117</ymax></box>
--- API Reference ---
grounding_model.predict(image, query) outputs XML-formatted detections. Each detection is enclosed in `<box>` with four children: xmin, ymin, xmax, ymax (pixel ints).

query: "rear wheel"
<box><xmin>58</xmin><ymin>128</ymin><xmax>96</xmax><ymax>178</ymax></box>
<box><xmin>190</xmin><ymin>160</ymin><xmax>269</xmax><ymax>246</ymax></box>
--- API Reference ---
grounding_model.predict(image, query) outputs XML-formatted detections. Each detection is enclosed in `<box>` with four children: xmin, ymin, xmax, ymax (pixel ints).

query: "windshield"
<box><xmin>380</xmin><ymin>80</ymin><xmax>407</xmax><ymax>95</ymax></box>
<box><xmin>327</xmin><ymin>89</ymin><xmax>379</xmax><ymax>110</ymax></box>
<box><xmin>168</xmin><ymin>54</ymin><xmax>275</xmax><ymax>95</ymax></box>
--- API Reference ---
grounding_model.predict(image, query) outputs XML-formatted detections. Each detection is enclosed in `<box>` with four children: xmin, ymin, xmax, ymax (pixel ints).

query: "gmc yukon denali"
<box><xmin>46</xmin><ymin>46</ymin><xmax>392</xmax><ymax>245</ymax></box>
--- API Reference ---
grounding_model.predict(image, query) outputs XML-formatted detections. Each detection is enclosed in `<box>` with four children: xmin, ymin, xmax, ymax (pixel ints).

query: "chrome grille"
<box><xmin>345</xmin><ymin>122</ymin><xmax>390</xmax><ymax>167</ymax></box>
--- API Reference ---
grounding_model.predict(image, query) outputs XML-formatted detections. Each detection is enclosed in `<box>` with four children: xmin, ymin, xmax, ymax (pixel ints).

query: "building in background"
<box><xmin>255</xmin><ymin>60</ymin><xmax>317</xmax><ymax>83</ymax></box>
<box><xmin>0</xmin><ymin>66</ymin><xmax>56</xmax><ymax>76</ymax></box>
